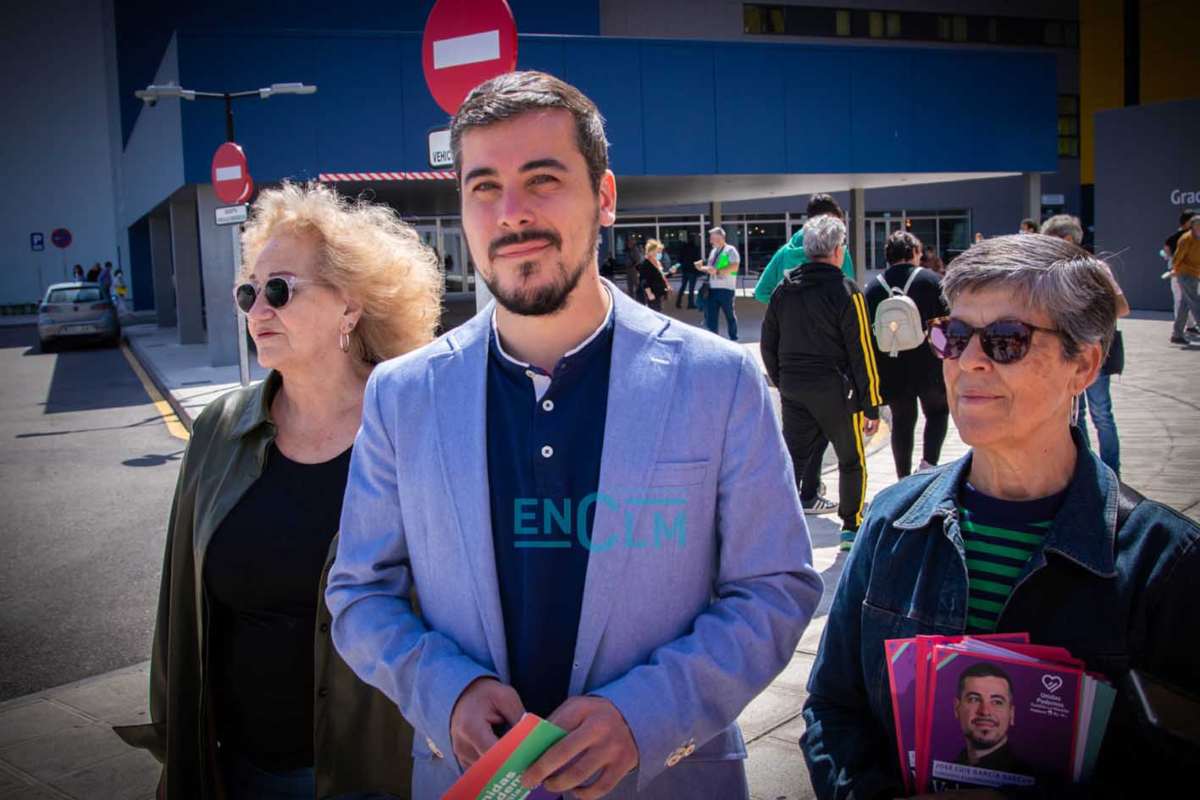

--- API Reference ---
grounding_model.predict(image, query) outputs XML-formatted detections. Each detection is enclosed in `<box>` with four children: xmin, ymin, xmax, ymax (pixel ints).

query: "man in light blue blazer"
<box><xmin>326</xmin><ymin>71</ymin><xmax>822</xmax><ymax>800</ymax></box>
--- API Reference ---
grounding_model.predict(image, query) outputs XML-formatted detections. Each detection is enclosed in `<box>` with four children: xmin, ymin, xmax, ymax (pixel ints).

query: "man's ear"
<box><xmin>598</xmin><ymin>169</ymin><xmax>617</xmax><ymax>228</ymax></box>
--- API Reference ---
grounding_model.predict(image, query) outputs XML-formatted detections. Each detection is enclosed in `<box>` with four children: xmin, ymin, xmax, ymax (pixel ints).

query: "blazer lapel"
<box><xmin>431</xmin><ymin>310</ymin><xmax>510</xmax><ymax>680</ymax></box>
<box><xmin>570</xmin><ymin>290</ymin><xmax>681</xmax><ymax>695</ymax></box>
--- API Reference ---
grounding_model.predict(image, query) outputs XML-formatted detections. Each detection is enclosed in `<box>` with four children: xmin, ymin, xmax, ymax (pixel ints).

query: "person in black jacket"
<box><xmin>761</xmin><ymin>215</ymin><xmax>881</xmax><ymax>551</ymax></box>
<box><xmin>637</xmin><ymin>239</ymin><xmax>671</xmax><ymax>311</ymax></box>
<box><xmin>864</xmin><ymin>231</ymin><xmax>950</xmax><ymax>479</ymax></box>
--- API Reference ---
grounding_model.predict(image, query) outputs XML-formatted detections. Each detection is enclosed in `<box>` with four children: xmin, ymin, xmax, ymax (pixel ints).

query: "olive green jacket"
<box><xmin>114</xmin><ymin>372</ymin><xmax>413</xmax><ymax>799</ymax></box>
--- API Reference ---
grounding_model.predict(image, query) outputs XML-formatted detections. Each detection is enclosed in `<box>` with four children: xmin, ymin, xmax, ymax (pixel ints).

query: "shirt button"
<box><xmin>541</xmin><ymin>445</ymin><xmax>554</xmax><ymax>458</ymax></box>
<box><xmin>542</xmin><ymin>399</ymin><xmax>554</xmax><ymax>412</ymax></box>
<box><xmin>525</xmin><ymin>369</ymin><xmax>536</xmax><ymax>379</ymax></box>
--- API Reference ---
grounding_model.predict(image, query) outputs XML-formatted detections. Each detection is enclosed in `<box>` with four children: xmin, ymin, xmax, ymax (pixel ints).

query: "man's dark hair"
<box><xmin>1182</xmin><ymin>209</ymin><xmax>1198</xmax><ymax>227</ymax></box>
<box><xmin>957</xmin><ymin>662</ymin><xmax>1014</xmax><ymax>700</ymax></box>
<box><xmin>450</xmin><ymin>71</ymin><xmax>609</xmax><ymax>192</ymax></box>
<box><xmin>104</xmin><ymin>261</ymin><xmax>112</xmax><ymax>268</ymax></box>
<box><xmin>806</xmin><ymin>193</ymin><xmax>844</xmax><ymax>220</ymax></box>
<box><xmin>885</xmin><ymin>231</ymin><xmax>922</xmax><ymax>264</ymax></box>
<box><xmin>1020</xmin><ymin>218</ymin><xmax>1038</xmax><ymax>231</ymax></box>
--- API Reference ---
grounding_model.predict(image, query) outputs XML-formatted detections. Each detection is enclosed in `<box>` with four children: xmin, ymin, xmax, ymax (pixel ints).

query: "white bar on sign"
<box><xmin>433</xmin><ymin>30</ymin><xmax>500</xmax><ymax>70</ymax></box>
<box><xmin>215</xmin><ymin>165</ymin><xmax>243</xmax><ymax>181</ymax></box>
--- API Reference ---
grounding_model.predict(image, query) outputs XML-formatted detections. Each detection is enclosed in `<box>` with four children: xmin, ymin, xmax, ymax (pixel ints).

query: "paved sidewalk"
<box><xmin>2</xmin><ymin>309</ymin><xmax>1196</xmax><ymax>800</ymax></box>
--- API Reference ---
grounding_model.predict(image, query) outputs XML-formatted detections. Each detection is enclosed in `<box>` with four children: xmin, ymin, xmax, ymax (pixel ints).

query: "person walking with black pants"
<box><xmin>761</xmin><ymin>215</ymin><xmax>881</xmax><ymax>551</ymax></box>
<box><xmin>865</xmin><ymin>231</ymin><xmax>950</xmax><ymax>479</ymax></box>
<box><xmin>675</xmin><ymin>238</ymin><xmax>701</xmax><ymax>309</ymax></box>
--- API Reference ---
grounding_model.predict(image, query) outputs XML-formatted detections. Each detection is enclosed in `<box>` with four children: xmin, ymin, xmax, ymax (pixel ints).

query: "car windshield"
<box><xmin>47</xmin><ymin>288</ymin><xmax>103</xmax><ymax>304</ymax></box>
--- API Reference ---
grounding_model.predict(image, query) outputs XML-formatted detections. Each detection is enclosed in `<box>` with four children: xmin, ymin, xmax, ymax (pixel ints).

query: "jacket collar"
<box><xmin>229</xmin><ymin>370</ymin><xmax>282</xmax><ymax>438</ymax></box>
<box><xmin>894</xmin><ymin>428</ymin><xmax>1118</xmax><ymax>578</ymax></box>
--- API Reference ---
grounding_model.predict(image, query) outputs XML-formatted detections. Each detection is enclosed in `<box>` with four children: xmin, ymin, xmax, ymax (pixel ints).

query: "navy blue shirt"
<box><xmin>486</xmin><ymin>303</ymin><xmax>614</xmax><ymax>718</ymax></box>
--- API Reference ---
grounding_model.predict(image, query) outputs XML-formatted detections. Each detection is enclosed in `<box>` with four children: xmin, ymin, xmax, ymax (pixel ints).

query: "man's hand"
<box><xmin>449</xmin><ymin>678</ymin><xmax>524</xmax><ymax>770</ymax></box>
<box><xmin>863</xmin><ymin>417</ymin><xmax>880</xmax><ymax>436</ymax></box>
<box><xmin>521</xmin><ymin>696</ymin><xmax>639</xmax><ymax>800</ymax></box>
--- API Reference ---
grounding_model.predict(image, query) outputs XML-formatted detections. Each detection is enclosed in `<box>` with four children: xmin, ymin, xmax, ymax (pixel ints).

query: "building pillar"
<box><xmin>195</xmin><ymin>184</ymin><xmax>239</xmax><ymax>367</ymax></box>
<box><xmin>148</xmin><ymin>209</ymin><xmax>176</xmax><ymax>328</ymax></box>
<box><xmin>709</xmin><ymin>201</ymin><xmax>722</xmax><ymax>229</ymax></box>
<box><xmin>1022</xmin><ymin>172</ymin><xmax>1043</xmax><ymax>223</ymax></box>
<box><xmin>169</xmin><ymin>188</ymin><xmax>205</xmax><ymax>345</ymax></box>
<box><xmin>850</xmin><ymin>187</ymin><xmax>866</xmax><ymax>284</ymax></box>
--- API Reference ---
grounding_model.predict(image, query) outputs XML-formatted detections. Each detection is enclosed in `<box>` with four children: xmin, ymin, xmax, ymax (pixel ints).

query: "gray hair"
<box><xmin>803</xmin><ymin>215</ymin><xmax>847</xmax><ymax>261</ymax></box>
<box><xmin>1039</xmin><ymin>214</ymin><xmax>1084</xmax><ymax>245</ymax></box>
<box><xmin>942</xmin><ymin>234</ymin><xmax>1116</xmax><ymax>360</ymax></box>
<box><xmin>708</xmin><ymin>226</ymin><xmax>726</xmax><ymax>237</ymax></box>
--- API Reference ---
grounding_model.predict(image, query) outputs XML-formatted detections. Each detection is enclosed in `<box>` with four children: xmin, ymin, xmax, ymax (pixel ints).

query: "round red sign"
<box><xmin>50</xmin><ymin>228</ymin><xmax>72</xmax><ymax>249</ymax></box>
<box><xmin>422</xmin><ymin>0</ymin><xmax>518</xmax><ymax>116</ymax></box>
<box><xmin>211</xmin><ymin>142</ymin><xmax>254</xmax><ymax>205</ymax></box>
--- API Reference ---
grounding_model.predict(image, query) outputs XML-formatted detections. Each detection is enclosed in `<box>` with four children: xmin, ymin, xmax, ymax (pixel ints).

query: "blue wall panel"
<box><xmin>169</xmin><ymin>31</ymin><xmax>1058</xmax><ymax>186</ymax></box>
<box><xmin>116</xmin><ymin>0</ymin><xmax>600</xmax><ymax>144</ymax></box>
<box><xmin>638</xmin><ymin>44</ymin><xmax>717</xmax><ymax>175</ymax></box>
<box><xmin>714</xmin><ymin>46</ymin><xmax>789</xmax><ymax>174</ymax></box>
<box><xmin>560</xmin><ymin>40</ymin><xmax>645</xmax><ymax>175</ymax></box>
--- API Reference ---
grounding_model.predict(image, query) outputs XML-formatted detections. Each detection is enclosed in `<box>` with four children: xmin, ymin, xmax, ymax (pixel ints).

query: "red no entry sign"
<box><xmin>211</xmin><ymin>142</ymin><xmax>254</xmax><ymax>205</ymax></box>
<box><xmin>51</xmin><ymin>228</ymin><xmax>72</xmax><ymax>249</ymax></box>
<box><xmin>422</xmin><ymin>0</ymin><xmax>518</xmax><ymax>116</ymax></box>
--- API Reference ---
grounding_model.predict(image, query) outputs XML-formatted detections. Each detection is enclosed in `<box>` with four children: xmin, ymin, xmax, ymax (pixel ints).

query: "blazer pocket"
<box><xmin>647</xmin><ymin>460</ymin><xmax>709</xmax><ymax>488</ymax></box>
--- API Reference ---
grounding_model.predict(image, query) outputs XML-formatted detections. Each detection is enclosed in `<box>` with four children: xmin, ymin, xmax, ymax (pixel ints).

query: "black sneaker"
<box><xmin>1187</xmin><ymin>326</ymin><xmax>1200</xmax><ymax>335</ymax></box>
<box><xmin>1171</xmin><ymin>336</ymin><xmax>1190</xmax><ymax>344</ymax></box>
<box><xmin>803</xmin><ymin>495</ymin><xmax>837</xmax><ymax>515</ymax></box>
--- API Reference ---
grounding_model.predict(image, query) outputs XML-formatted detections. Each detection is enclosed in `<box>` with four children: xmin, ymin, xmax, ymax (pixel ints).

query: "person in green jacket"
<box><xmin>755</xmin><ymin>194</ymin><xmax>854</xmax><ymax>304</ymax></box>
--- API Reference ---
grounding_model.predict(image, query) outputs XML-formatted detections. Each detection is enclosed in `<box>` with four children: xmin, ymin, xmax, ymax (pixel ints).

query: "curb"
<box><xmin>121</xmin><ymin>333</ymin><xmax>193</xmax><ymax>433</ymax></box>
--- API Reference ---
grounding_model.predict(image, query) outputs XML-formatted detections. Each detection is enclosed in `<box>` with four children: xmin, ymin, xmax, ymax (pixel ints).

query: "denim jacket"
<box><xmin>801</xmin><ymin>433</ymin><xmax>1200</xmax><ymax>799</ymax></box>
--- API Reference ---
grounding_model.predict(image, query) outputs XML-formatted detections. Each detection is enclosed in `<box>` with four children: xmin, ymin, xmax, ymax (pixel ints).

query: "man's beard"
<box><xmin>483</xmin><ymin>217</ymin><xmax>599</xmax><ymax>317</ymax></box>
<box><xmin>966</xmin><ymin>727</ymin><xmax>1004</xmax><ymax>751</ymax></box>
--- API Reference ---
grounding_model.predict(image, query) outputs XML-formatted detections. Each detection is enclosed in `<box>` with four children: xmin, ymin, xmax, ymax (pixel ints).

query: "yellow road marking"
<box><xmin>120</xmin><ymin>343</ymin><xmax>189</xmax><ymax>441</ymax></box>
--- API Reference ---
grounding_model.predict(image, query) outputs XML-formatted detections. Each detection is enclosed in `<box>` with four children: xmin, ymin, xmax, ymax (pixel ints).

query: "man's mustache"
<box><xmin>489</xmin><ymin>230</ymin><xmax>562</xmax><ymax>260</ymax></box>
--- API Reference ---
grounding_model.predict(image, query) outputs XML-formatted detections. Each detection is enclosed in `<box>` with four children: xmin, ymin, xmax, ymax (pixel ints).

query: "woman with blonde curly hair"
<box><xmin>116</xmin><ymin>181</ymin><xmax>441</xmax><ymax>799</ymax></box>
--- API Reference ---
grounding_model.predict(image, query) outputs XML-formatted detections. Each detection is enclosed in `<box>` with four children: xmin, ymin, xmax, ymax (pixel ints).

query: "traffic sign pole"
<box><xmin>233</xmin><ymin>226</ymin><xmax>250</xmax><ymax>387</ymax></box>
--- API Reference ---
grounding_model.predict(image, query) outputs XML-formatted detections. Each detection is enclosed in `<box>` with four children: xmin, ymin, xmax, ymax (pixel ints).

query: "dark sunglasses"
<box><xmin>927</xmin><ymin>316</ymin><xmax>1060</xmax><ymax>365</ymax></box>
<box><xmin>233</xmin><ymin>276</ymin><xmax>320</xmax><ymax>313</ymax></box>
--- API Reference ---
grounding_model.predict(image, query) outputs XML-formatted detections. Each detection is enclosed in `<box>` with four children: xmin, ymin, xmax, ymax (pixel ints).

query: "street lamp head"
<box><xmin>260</xmin><ymin>82</ymin><xmax>317</xmax><ymax>99</ymax></box>
<box><xmin>135</xmin><ymin>84</ymin><xmax>196</xmax><ymax>105</ymax></box>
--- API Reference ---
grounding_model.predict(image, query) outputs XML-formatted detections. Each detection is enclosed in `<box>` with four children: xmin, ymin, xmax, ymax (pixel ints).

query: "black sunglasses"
<box><xmin>927</xmin><ymin>316</ymin><xmax>1060</xmax><ymax>365</ymax></box>
<box><xmin>233</xmin><ymin>276</ymin><xmax>320</xmax><ymax>313</ymax></box>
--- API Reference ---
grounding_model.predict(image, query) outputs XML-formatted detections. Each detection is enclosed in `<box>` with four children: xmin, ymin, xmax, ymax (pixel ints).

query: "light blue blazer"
<box><xmin>326</xmin><ymin>283</ymin><xmax>823</xmax><ymax>799</ymax></box>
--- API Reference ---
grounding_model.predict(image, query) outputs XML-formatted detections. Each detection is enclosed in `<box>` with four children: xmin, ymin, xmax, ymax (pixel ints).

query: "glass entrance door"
<box><xmin>866</xmin><ymin>217</ymin><xmax>904</xmax><ymax>273</ymax></box>
<box><xmin>440</xmin><ymin>226</ymin><xmax>471</xmax><ymax>294</ymax></box>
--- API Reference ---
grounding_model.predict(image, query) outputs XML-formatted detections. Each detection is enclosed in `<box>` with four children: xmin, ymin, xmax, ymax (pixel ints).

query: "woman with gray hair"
<box><xmin>802</xmin><ymin>234</ymin><xmax>1200</xmax><ymax>796</ymax></box>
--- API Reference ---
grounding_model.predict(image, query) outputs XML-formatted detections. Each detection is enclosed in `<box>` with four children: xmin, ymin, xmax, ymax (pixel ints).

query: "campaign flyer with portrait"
<box><xmin>885</xmin><ymin>634</ymin><xmax>1116</xmax><ymax>793</ymax></box>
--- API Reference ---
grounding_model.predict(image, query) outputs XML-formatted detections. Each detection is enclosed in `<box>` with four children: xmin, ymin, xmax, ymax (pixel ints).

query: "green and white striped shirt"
<box><xmin>957</xmin><ymin>483</ymin><xmax>1066</xmax><ymax>633</ymax></box>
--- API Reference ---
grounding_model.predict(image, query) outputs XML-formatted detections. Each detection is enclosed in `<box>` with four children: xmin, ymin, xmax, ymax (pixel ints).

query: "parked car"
<box><xmin>37</xmin><ymin>282</ymin><xmax>121</xmax><ymax>351</ymax></box>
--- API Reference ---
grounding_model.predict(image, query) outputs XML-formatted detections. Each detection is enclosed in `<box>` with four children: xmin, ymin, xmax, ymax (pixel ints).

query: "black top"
<box><xmin>204</xmin><ymin>443</ymin><xmax>352</xmax><ymax>770</ymax></box>
<box><xmin>486</xmin><ymin>315</ymin><xmax>614</xmax><ymax>718</ymax></box>
<box><xmin>760</xmin><ymin>262</ymin><xmax>882</xmax><ymax>419</ymax></box>
<box><xmin>1165</xmin><ymin>228</ymin><xmax>1186</xmax><ymax>256</ymax></box>
<box><xmin>863</xmin><ymin>263</ymin><xmax>948</xmax><ymax>403</ymax></box>
<box><xmin>636</xmin><ymin>259</ymin><xmax>670</xmax><ymax>302</ymax></box>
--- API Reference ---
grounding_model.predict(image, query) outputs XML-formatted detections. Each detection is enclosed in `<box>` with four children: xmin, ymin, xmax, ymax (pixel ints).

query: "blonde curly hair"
<box><xmin>240</xmin><ymin>181</ymin><xmax>443</xmax><ymax>363</ymax></box>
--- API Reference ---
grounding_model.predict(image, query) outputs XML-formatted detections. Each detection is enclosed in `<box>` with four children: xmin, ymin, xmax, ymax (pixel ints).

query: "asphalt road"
<box><xmin>0</xmin><ymin>326</ymin><xmax>182</xmax><ymax>700</ymax></box>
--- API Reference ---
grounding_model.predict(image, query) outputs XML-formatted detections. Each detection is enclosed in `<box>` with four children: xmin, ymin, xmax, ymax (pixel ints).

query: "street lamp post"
<box><xmin>134</xmin><ymin>82</ymin><xmax>317</xmax><ymax>386</ymax></box>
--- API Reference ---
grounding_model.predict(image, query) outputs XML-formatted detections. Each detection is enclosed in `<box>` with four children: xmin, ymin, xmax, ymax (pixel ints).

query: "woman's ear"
<box><xmin>342</xmin><ymin>295</ymin><xmax>364</xmax><ymax>331</ymax></box>
<box><xmin>1070</xmin><ymin>341</ymin><xmax>1104</xmax><ymax>395</ymax></box>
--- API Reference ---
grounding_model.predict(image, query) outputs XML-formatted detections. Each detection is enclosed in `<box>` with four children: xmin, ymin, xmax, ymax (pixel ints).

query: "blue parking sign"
<box><xmin>31</xmin><ymin>232</ymin><xmax>44</xmax><ymax>252</ymax></box>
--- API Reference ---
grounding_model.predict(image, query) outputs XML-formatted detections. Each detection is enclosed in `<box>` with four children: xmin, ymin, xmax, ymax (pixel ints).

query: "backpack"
<box><xmin>872</xmin><ymin>267</ymin><xmax>926</xmax><ymax>357</ymax></box>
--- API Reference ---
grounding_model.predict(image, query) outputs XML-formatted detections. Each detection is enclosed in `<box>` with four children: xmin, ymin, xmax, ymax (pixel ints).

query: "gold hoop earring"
<box><xmin>339</xmin><ymin>329</ymin><xmax>351</xmax><ymax>354</ymax></box>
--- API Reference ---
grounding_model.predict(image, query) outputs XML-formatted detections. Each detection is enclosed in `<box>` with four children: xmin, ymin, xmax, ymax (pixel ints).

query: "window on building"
<box><xmin>743</xmin><ymin>5</ymin><xmax>1077</xmax><ymax>49</ymax></box>
<box><xmin>1057</xmin><ymin>94</ymin><xmax>1080</xmax><ymax>158</ymax></box>
<box><xmin>835</xmin><ymin>9</ymin><xmax>851</xmax><ymax>36</ymax></box>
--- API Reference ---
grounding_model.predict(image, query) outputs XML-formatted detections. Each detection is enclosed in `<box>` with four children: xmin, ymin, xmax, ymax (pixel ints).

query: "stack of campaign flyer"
<box><xmin>443</xmin><ymin>713</ymin><xmax>566</xmax><ymax>800</ymax></box>
<box><xmin>885</xmin><ymin>634</ymin><xmax>1116</xmax><ymax>794</ymax></box>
